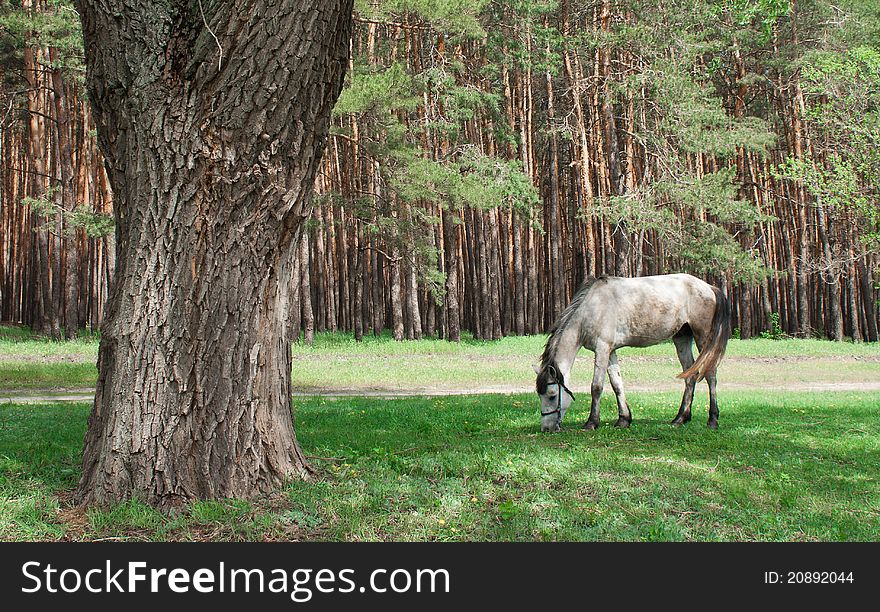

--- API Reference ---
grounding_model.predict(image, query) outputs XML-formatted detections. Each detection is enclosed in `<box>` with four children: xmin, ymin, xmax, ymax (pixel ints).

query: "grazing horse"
<box><xmin>534</xmin><ymin>274</ymin><xmax>731</xmax><ymax>432</ymax></box>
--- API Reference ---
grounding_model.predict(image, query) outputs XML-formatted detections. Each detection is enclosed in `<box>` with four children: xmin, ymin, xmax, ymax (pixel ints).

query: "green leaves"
<box><xmin>497</xmin><ymin>500</ymin><xmax>520</xmax><ymax>521</ymax></box>
<box><xmin>711</xmin><ymin>0</ymin><xmax>791</xmax><ymax>39</ymax></box>
<box><xmin>647</xmin><ymin>57</ymin><xmax>775</xmax><ymax>158</ymax></box>
<box><xmin>780</xmin><ymin>44</ymin><xmax>880</xmax><ymax>245</ymax></box>
<box><xmin>596</xmin><ymin>169</ymin><xmax>772</xmax><ymax>282</ymax></box>
<box><xmin>334</xmin><ymin>62</ymin><xmax>421</xmax><ymax>118</ymax></box>
<box><xmin>356</xmin><ymin>0</ymin><xmax>490</xmax><ymax>41</ymax></box>
<box><xmin>23</xmin><ymin>190</ymin><xmax>114</xmax><ymax>238</ymax></box>
<box><xmin>0</xmin><ymin>0</ymin><xmax>83</xmax><ymax>76</ymax></box>
<box><xmin>330</xmin><ymin>28</ymin><xmax>542</xmax><ymax>305</ymax></box>
<box><xmin>392</xmin><ymin>147</ymin><xmax>538</xmax><ymax>213</ymax></box>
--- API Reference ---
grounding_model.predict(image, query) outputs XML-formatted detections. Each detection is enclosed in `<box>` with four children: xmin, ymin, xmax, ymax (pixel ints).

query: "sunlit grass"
<box><xmin>2</xmin><ymin>391</ymin><xmax>878</xmax><ymax>541</ymax></box>
<box><xmin>2</xmin><ymin>326</ymin><xmax>877</xmax><ymax>391</ymax></box>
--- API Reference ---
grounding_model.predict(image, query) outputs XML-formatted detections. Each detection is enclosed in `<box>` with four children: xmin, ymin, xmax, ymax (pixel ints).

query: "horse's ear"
<box><xmin>532</xmin><ymin>363</ymin><xmax>541</xmax><ymax>375</ymax></box>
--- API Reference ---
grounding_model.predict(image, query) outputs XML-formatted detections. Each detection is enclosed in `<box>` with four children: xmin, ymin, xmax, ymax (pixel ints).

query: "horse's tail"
<box><xmin>678</xmin><ymin>286</ymin><xmax>731</xmax><ymax>382</ymax></box>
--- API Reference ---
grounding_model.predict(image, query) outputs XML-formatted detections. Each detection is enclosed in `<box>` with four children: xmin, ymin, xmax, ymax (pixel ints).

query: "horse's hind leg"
<box><xmin>584</xmin><ymin>345</ymin><xmax>609</xmax><ymax>431</ymax></box>
<box><xmin>672</xmin><ymin>332</ymin><xmax>697</xmax><ymax>426</ymax></box>
<box><xmin>706</xmin><ymin>369</ymin><xmax>719</xmax><ymax>429</ymax></box>
<box><xmin>607</xmin><ymin>351</ymin><xmax>631</xmax><ymax>428</ymax></box>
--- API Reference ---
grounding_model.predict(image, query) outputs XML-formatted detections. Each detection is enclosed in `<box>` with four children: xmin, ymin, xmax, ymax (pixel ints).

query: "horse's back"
<box><xmin>594</xmin><ymin>273</ymin><xmax>713</xmax><ymax>302</ymax></box>
<box><xmin>584</xmin><ymin>274</ymin><xmax>717</xmax><ymax>348</ymax></box>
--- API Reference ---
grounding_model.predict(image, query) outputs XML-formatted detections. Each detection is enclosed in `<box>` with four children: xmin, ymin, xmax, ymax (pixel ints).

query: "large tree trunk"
<box><xmin>75</xmin><ymin>0</ymin><xmax>353</xmax><ymax>508</ymax></box>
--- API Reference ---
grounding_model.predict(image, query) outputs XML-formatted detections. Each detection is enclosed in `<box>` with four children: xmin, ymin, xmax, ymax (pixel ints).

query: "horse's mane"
<box><xmin>536</xmin><ymin>276</ymin><xmax>606</xmax><ymax>394</ymax></box>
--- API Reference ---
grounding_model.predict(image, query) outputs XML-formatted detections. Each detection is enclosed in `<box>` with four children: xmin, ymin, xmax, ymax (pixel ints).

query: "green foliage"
<box><xmin>333</xmin><ymin>62</ymin><xmax>422</xmax><ymax>118</ymax></box>
<box><xmin>23</xmin><ymin>190</ymin><xmax>114</xmax><ymax>238</ymax></box>
<box><xmin>599</xmin><ymin>170</ymin><xmax>773</xmax><ymax>282</ymax></box>
<box><xmin>484</xmin><ymin>0</ymin><xmax>561</xmax><ymax>72</ymax></box>
<box><xmin>674</xmin><ymin>221</ymin><xmax>768</xmax><ymax>282</ymax></box>
<box><xmin>69</xmin><ymin>204</ymin><xmax>115</xmax><ymax>238</ymax></box>
<box><xmin>778</xmin><ymin>44</ymin><xmax>880</xmax><ymax>246</ymax></box>
<box><xmin>331</xmin><ymin>39</ymin><xmax>541</xmax><ymax>305</ymax></box>
<box><xmin>391</xmin><ymin>146</ymin><xmax>539</xmax><ymax>214</ymax></box>
<box><xmin>711</xmin><ymin>0</ymin><xmax>791</xmax><ymax>40</ymax></box>
<box><xmin>20</xmin><ymin>189</ymin><xmax>58</xmax><ymax>219</ymax></box>
<box><xmin>648</xmin><ymin>57</ymin><xmax>776</xmax><ymax>158</ymax></box>
<box><xmin>758</xmin><ymin>312</ymin><xmax>785</xmax><ymax>340</ymax></box>
<box><xmin>355</xmin><ymin>0</ymin><xmax>491</xmax><ymax>41</ymax></box>
<box><xmin>831</xmin><ymin>0</ymin><xmax>880</xmax><ymax>52</ymax></box>
<box><xmin>577</xmin><ymin>0</ymin><xmax>782</xmax><ymax>284</ymax></box>
<box><xmin>0</xmin><ymin>0</ymin><xmax>83</xmax><ymax>77</ymax></box>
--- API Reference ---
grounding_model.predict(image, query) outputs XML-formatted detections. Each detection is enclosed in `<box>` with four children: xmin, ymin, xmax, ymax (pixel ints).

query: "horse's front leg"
<box><xmin>607</xmin><ymin>351</ymin><xmax>631</xmax><ymax>428</ymax></box>
<box><xmin>584</xmin><ymin>346</ymin><xmax>609</xmax><ymax>431</ymax></box>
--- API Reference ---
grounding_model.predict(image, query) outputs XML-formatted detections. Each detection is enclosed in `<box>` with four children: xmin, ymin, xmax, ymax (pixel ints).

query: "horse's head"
<box><xmin>534</xmin><ymin>362</ymin><xmax>575</xmax><ymax>432</ymax></box>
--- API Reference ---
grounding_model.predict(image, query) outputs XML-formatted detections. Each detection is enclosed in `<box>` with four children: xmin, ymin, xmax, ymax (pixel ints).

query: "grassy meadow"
<box><xmin>1</xmin><ymin>391</ymin><xmax>879</xmax><ymax>541</ymax></box>
<box><xmin>1</xmin><ymin>325</ymin><xmax>878</xmax><ymax>541</ymax></box>
<box><xmin>2</xmin><ymin>327</ymin><xmax>878</xmax><ymax>392</ymax></box>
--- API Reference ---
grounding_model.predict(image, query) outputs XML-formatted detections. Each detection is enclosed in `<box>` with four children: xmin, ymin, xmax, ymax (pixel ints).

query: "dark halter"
<box><xmin>540</xmin><ymin>365</ymin><xmax>576</xmax><ymax>417</ymax></box>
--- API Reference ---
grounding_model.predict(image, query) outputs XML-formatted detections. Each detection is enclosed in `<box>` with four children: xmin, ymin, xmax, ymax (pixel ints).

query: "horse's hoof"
<box><xmin>707</xmin><ymin>419</ymin><xmax>718</xmax><ymax>430</ymax></box>
<box><xmin>614</xmin><ymin>418</ymin><xmax>631</xmax><ymax>428</ymax></box>
<box><xmin>671</xmin><ymin>419</ymin><xmax>685</xmax><ymax>427</ymax></box>
<box><xmin>582</xmin><ymin>421</ymin><xmax>600</xmax><ymax>431</ymax></box>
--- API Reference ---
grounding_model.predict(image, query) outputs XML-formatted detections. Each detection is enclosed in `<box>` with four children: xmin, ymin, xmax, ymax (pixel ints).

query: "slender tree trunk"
<box><xmin>857</xmin><ymin>259</ymin><xmax>878</xmax><ymax>342</ymax></box>
<box><xmin>390</xmin><ymin>243</ymin><xmax>404</xmax><ymax>341</ymax></box>
<box><xmin>75</xmin><ymin>0</ymin><xmax>353</xmax><ymax>508</ymax></box>
<box><xmin>486</xmin><ymin>208</ymin><xmax>502</xmax><ymax>339</ymax></box>
<box><xmin>49</xmin><ymin>52</ymin><xmax>81</xmax><ymax>338</ymax></box>
<box><xmin>300</xmin><ymin>231</ymin><xmax>316</xmax><ymax>345</ymax></box>
<box><xmin>546</xmin><ymin>66</ymin><xmax>564</xmax><ymax>318</ymax></box>
<box><xmin>406</xmin><ymin>256</ymin><xmax>422</xmax><ymax>340</ymax></box>
<box><xmin>443</xmin><ymin>208</ymin><xmax>461</xmax><ymax>342</ymax></box>
<box><xmin>512</xmin><ymin>216</ymin><xmax>525</xmax><ymax>336</ymax></box>
<box><xmin>353</xmin><ymin>228</ymin><xmax>364</xmax><ymax>342</ymax></box>
<box><xmin>23</xmin><ymin>16</ymin><xmax>59</xmax><ymax>338</ymax></box>
<box><xmin>290</xmin><ymin>244</ymin><xmax>302</xmax><ymax>342</ymax></box>
<box><xmin>404</xmin><ymin>203</ymin><xmax>422</xmax><ymax>340</ymax></box>
<box><xmin>845</xmin><ymin>249</ymin><xmax>860</xmax><ymax>342</ymax></box>
<box><xmin>527</xmin><ymin>224</ymin><xmax>540</xmax><ymax>332</ymax></box>
<box><xmin>814</xmin><ymin>197</ymin><xmax>843</xmax><ymax>340</ymax></box>
<box><xmin>371</xmin><ymin>236</ymin><xmax>383</xmax><ymax>336</ymax></box>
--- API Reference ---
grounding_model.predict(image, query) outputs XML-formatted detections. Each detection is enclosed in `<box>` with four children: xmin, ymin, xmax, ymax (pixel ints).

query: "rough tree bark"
<box><xmin>75</xmin><ymin>0</ymin><xmax>353</xmax><ymax>508</ymax></box>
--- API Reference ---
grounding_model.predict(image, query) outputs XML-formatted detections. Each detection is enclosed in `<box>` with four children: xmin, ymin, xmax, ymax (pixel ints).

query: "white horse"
<box><xmin>534</xmin><ymin>274</ymin><xmax>731</xmax><ymax>432</ymax></box>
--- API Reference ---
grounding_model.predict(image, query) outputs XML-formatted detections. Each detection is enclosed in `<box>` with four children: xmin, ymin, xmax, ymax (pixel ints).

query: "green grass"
<box><xmin>2</xmin><ymin>391</ymin><xmax>878</xmax><ymax>541</ymax></box>
<box><xmin>290</xmin><ymin>330</ymin><xmax>880</xmax><ymax>358</ymax></box>
<box><xmin>2</xmin><ymin>326</ymin><xmax>878</xmax><ymax>391</ymax></box>
<box><xmin>0</xmin><ymin>363</ymin><xmax>99</xmax><ymax>389</ymax></box>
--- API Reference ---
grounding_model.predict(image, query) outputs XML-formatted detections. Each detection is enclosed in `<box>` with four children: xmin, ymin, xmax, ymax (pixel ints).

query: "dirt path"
<box><xmin>3</xmin><ymin>379</ymin><xmax>880</xmax><ymax>404</ymax></box>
